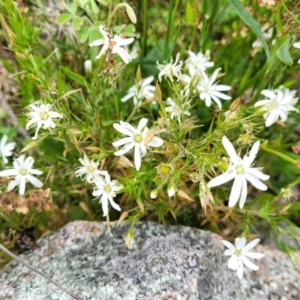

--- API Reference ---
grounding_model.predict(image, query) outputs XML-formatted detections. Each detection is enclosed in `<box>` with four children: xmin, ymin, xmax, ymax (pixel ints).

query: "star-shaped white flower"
<box><xmin>26</xmin><ymin>103</ymin><xmax>63</xmax><ymax>140</ymax></box>
<box><xmin>196</xmin><ymin>68</ymin><xmax>231</xmax><ymax>109</ymax></box>
<box><xmin>121</xmin><ymin>76</ymin><xmax>155</xmax><ymax>106</ymax></box>
<box><xmin>75</xmin><ymin>156</ymin><xmax>108</xmax><ymax>183</ymax></box>
<box><xmin>112</xmin><ymin>118</ymin><xmax>163</xmax><ymax>170</ymax></box>
<box><xmin>0</xmin><ymin>155</ymin><xmax>43</xmax><ymax>195</ymax></box>
<box><xmin>185</xmin><ymin>50</ymin><xmax>214</xmax><ymax>74</ymax></box>
<box><xmin>207</xmin><ymin>136</ymin><xmax>269</xmax><ymax>208</ymax></box>
<box><xmin>222</xmin><ymin>237</ymin><xmax>265</xmax><ymax>280</ymax></box>
<box><xmin>254</xmin><ymin>87</ymin><xmax>299</xmax><ymax>127</ymax></box>
<box><xmin>92</xmin><ymin>173</ymin><xmax>123</xmax><ymax>217</ymax></box>
<box><xmin>156</xmin><ymin>53</ymin><xmax>183</xmax><ymax>82</ymax></box>
<box><xmin>165</xmin><ymin>97</ymin><xmax>190</xmax><ymax>122</ymax></box>
<box><xmin>90</xmin><ymin>25</ymin><xmax>134</xmax><ymax>64</ymax></box>
<box><xmin>0</xmin><ymin>135</ymin><xmax>16</xmax><ymax>164</ymax></box>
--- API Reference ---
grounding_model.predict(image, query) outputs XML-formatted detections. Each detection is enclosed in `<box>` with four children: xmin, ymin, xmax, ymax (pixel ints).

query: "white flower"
<box><xmin>121</xmin><ymin>76</ymin><xmax>155</xmax><ymax>106</ymax></box>
<box><xmin>112</xmin><ymin>118</ymin><xmax>163</xmax><ymax>170</ymax></box>
<box><xmin>89</xmin><ymin>25</ymin><xmax>134</xmax><ymax>64</ymax></box>
<box><xmin>156</xmin><ymin>53</ymin><xmax>183</xmax><ymax>82</ymax></box>
<box><xmin>26</xmin><ymin>103</ymin><xmax>63</xmax><ymax>140</ymax></box>
<box><xmin>92</xmin><ymin>173</ymin><xmax>123</xmax><ymax>217</ymax></box>
<box><xmin>207</xmin><ymin>136</ymin><xmax>269</xmax><ymax>208</ymax></box>
<box><xmin>196</xmin><ymin>68</ymin><xmax>231</xmax><ymax>109</ymax></box>
<box><xmin>0</xmin><ymin>135</ymin><xmax>16</xmax><ymax>164</ymax></box>
<box><xmin>222</xmin><ymin>237</ymin><xmax>265</xmax><ymax>279</ymax></box>
<box><xmin>165</xmin><ymin>97</ymin><xmax>190</xmax><ymax>122</ymax></box>
<box><xmin>254</xmin><ymin>87</ymin><xmax>299</xmax><ymax>127</ymax></box>
<box><xmin>185</xmin><ymin>50</ymin><xmax>214</xmax><ymax>74</ymax></box>
<box><xmin>75</xmin><ymin>156</ymin><xmax>108</xmax><ymax>183</ymax></box>
<box><xmin>0</xmin><ymin>155</ymin><xmax>43</xmax><ymax>195</ymax></box>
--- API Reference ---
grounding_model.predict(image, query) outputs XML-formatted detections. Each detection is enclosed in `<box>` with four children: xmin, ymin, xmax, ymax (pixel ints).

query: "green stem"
<box><xmin>141</xmin><ymin>0</ymin><xmax>148</xmax><ymax>61</ymax></box>
<box><xmin>279</xmin><ymin>0</ymin><xmax>300</xmax><ymax>26</ymax></box>
<box><xmin>164</xmin><ymin>0</ymin><xmax>174</xmax><ymax>60</ymax></box>
<box><xmin>272</xmin><ymin>5</ymin><xmax>285</xmax><ymax>34</ymax></box>
<box><xmin>260</xmin><ymin>144</ymin><xmax>300</xmax><ymax>165</ymax></box>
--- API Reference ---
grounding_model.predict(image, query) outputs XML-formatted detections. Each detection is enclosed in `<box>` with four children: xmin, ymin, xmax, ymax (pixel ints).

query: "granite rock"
<box><xmin>0</xmin><ymin>221</ymin><xmax>299</xmax><ymax>300</ymax></box>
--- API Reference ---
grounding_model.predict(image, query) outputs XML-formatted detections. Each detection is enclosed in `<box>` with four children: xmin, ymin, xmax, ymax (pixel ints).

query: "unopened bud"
<box><xmin>229</xmin><ymin>96</ymin><xmax>242</xmax><ymax>112</ymax></box>
<box><xmin>84</xmin><ymin>60</ymin><xmax>92</xmax><ymax>73</ymax></box>
<box><xmin>150</xmin><ymin>189</ymin><xmax>158</xmax><ymax>199</ymax></box>
<box><xmin>125</xmin><ymin>228</ymin><xmax>134</xmax><ymax>249</ymax></box>
<box><xmin>167</xmin><ymin>184</ymin><xmax>176</xmax><ymax>197</ymax></box>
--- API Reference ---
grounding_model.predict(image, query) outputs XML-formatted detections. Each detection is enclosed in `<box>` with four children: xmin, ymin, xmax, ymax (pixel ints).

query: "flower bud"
<box><xmin>125</xmin><ymin>228</ymin><xmax>134</xmax><ymax>249</ymax></box>
<box><xmin>84</xmin><ymin>60</ymin><xmax>92</xmax><ymax>73</ymax></box>
<box><xmin>150</xmin><ymin>189</ymin><xmax>158</xmax><ymax>199</ymax></box>
<box><xmin>167</xmin><ymin>184</ymin><xmax>176</xmax><ymax>197</ymax></box>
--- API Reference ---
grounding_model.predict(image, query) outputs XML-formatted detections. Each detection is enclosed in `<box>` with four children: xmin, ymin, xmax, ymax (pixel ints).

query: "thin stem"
<box><xmin>260</xmin><ymin>144</ymin><xmax>300</xmax><ymax>165</ymax></box>
<box><xmin>0</xmin><ymin>243</ymin><xmax>83</xmax><ymax>300</ymax></box>
<box><xmin>141</xmin><ymin>0</ymin><xmax>148</xmax><ymax>60</ymax></box>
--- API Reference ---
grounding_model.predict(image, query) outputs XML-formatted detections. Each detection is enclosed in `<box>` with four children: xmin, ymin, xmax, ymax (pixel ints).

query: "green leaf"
<box><xmin>96</xmin><ymin>0</ymin><xmax>108</xmax><ymax>6</ymax></box>
<box><xmin>61</xmin><ymin>66</ymin><xmax>87</xmax><ymax>87</ymax></box>
<box><xmin>91</xmin><ymin>0</ymin><xmax>100</xmax><ymax>14</ymax></box>
<box><xmin>72</xmin><ymin>16</ymin><xmax>83</xmax><ymax>30</ymax></box>
<box><xmin>70</xmin><ymin>3</ymin><xmax>78</xmax><ymax>14</ymax></box>
<box><xmin>57</xmin><ymin>14</ymin><xmax>73</xmax><ymax>25</ymax></box>
<box><xmin>79</xmin><ymin>27</ymin><xmax>90</xmax><ymax>43</ymax></box>
<box><xmin>226</xmin><ymin>0</ymin><xmax>270</xmax><ymax>60</ymax></box>
<box><xmin>185</xmin><ymin>1</ymin><xmax>195</xmax><ymax>25</ymax></box>
<box><xmin>276</xmin><ymin>37</ymin><xmax>293</xmax><ymax>66</ymax></box>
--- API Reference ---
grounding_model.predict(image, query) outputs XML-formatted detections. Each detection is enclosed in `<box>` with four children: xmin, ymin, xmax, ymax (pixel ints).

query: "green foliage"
<box><xmin>0</xmin><ymin>0</ymin><xmax>300</xmax><ymax>269</ymax></box>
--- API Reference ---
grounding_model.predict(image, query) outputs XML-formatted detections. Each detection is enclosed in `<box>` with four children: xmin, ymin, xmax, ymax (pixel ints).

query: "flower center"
<box><xmin>268</xmin><ymin>101</ymin><xmax>278</xmax><ymax>111</ymax></box>
<box><xmin>19</xmin><ymin>168</ymin><xmax>27</xmax><ymax>176</ymax></box>
<box><xmin>88</xmin><ymin>166</ymin><xmax>95</xmax><ymax>173</ymax></box>
<box><xmin>235</xmin><ymin>165</ymin><xmax>245</xmax><ymax>175</ymax></box>
<box><xmin>104</xmin><ymin>185</ymin><xmax>111</xmax><ymax>193</ymax></box>
<box><xmin>234</xmin><ymin>249</ymin><xmax>242</xmax><ymax>257</ymax></box>
<box><xmin>40</xmin><ymin>111</ymin><xmax>49</xmax><ymax>120</ymax></box>
<box><xmin>133</xmin><ymin>133</ymin><xmax>143</xmax><ymax>144</ymax></box>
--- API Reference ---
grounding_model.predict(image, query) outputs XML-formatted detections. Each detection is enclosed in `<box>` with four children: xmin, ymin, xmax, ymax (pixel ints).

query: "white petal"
<box><xmin>237</xmin><ymin>260</ymin><xmax>244</xmax><ymax>279</ymax></box>
<box><xmin>239</xmin><ymin>176</ymin><xmax>248</xmax><ymax>209</ymax></box>
<box><xmin>89</xmin><ymin>39</ymin><xmax>104</xmax><ymax>47</ymax></box>
<box><xmin>207</xmin><ymin>172</ymin><xmax>235</xmax><ymax>188</ymax></box>
<box><xmin>114</xmin><ymin>47</ymin><xmax>132</xmax><ymax>64</ymax></box>
<box><xmin>244</xmin><ymin>173</ymin><xmax>268</xmax><ymax>190</ymax></box>
<box><xmin>228</xmin><ymin>177</ymin><xmax>242</xmax><ymax>208</ymax></box>
<box><xmin>245</xmin><ymin>252</ymin><xmax>265</xmax><ymax>259</ymax></box>
<box><xmin>7</xmin><ymin>179</ymin><xmax>18</xmax><ymax>192</ymax></box>
<box><xmin>0</xmin><ymin>169</ymin><xmax>19</xmax><ymax>177</ymax></box>
<box><xmin>242</xmin><ymin>257</ymin><xmax>259</xmax><ymax>271</ymax></box>
<box><xmin>246</xmin><ymin>168</ymin><xmax>270</xmax><ymax>181</ymax></box>
<box><xmin>260</xmin><ymin>89</ymin><xmax>276</xmax><ymax>99</ymax></box>
<box><xmin>148</xmin><ymin>136</ymin><xmax>163</xmax><ymax>147</ymax></box>
<box><xmin>101</xmin><ymin>194</ymin><xmax>108</xmax><ymax>217</ymax></box>
<box><xmin>113</xmin><ymin>123</ymin><xmax>135</xmax><ymax>137</ymax></box>
<box><xmin>19</xmin><ymin>177</ymin><xmax>26</xmax><ymax>195</ymax></box>
<box><xmin>228</xmin><ymin>255</ymin><xmax>238</xmax><ymax>270</ymax></box>
<box><xmin>222</xmin><ymin>240</ymin><xmax>235</xmax><ymax>251</ymax></box>
<box><xmin>27</xmin><ymin>174</ymin><xmax>43</xmax><ymax>188</ymax></box>
<box><xmin>235</xmin><ymin>237</ymin><xmax>246</xmax><ymax>249</ymax></box>
<box><xmin>114</xmin><ymin>142</ymin><xmax>135</xmax><ymax>156</ymax></box>
<box><xmin>108</xmin><ymin>196</ymin><xmax>121</xmax><ymax>212</ymax></box>
<box><xmin>134</xmin><ymin>145</ymin><xmax>141</xmax><ymax>170</ymax></box>
<box><xmin>222</xmin><ymin>136</ymin><xmax>239</xmax><ymax>165</ymax></box>
<box><xmin>112</xmin><ymin>137</ymin><xmax>133</xmax><ymax>147</ymax></box>
<box><xmin>242</xmin><ymin>238</ymin><xmax>260</xmax><ymax>252</ymax></box>
<box><xmin>137</xmin><ymin>118</ymin><xmax>148</xmax><ymax>131</ymax></box>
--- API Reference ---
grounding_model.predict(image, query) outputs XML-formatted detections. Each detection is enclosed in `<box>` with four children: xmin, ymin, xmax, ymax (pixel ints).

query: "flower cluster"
<box><xmin>75</xmin><ymin>156</ymin><xmax>122</xmax><ymax>217</ymax></box>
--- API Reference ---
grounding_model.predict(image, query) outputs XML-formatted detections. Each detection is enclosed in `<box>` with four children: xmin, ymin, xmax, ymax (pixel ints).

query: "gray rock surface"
<box><xmin>0</xmin><ymin>221</ymin><xmax>299</xmax><ymax>300</ymax></box>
